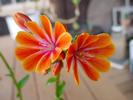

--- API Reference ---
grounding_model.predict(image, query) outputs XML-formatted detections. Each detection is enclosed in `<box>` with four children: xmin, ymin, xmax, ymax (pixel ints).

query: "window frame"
<box><xmin>0</xmin><ymin>0</ymin><xmax>31</xmax><ymax>5</ymax></box>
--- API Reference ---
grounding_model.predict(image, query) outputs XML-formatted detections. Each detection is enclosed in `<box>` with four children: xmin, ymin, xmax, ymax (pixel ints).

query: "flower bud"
<box><xmin>59</xmin><ymin>51</ymin><xmax>65</xmax><ymax>60</ymax></box>
<box><xmin>13</xmin><ymin>12</ymin><xmax>31</xmax><ymax>31</ymax></box>
<box><xmin>52</xmin><ymin>61</ymin><xmax>63</xmax><ymax>75</ymax></box>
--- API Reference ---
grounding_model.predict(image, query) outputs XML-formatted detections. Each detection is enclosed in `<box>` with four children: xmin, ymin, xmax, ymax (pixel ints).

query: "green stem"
<box><xmin>0</xmin><ymin>51</ymin><xmax>23</xmax><ymax>100</ymax></box>
<box><xmin>56</xmin><ymin>73</ymin><xmax>60</xmax><ymax>96</ymax></box>
<box><xmin>56</xmin><ymin>73</ymin><xmax>64</xmax><ymax>100</ymax></box>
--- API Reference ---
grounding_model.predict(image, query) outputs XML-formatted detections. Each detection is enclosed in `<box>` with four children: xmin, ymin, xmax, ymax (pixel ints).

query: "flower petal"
<box><xmin>56</xmin><ymin>32</ymin><xmax>72</xmax><ymax>50</ymax></box>
<box><xmin>51</xmin><ymin>47</ymin><xmax>62</xmax><ymax>62</ymax></box>
<box><xmin>54</xmin><ymin>21</ymin><xmax>66</xmax><ymax>40</ymax></box>
<box><xmin>15</xmin><ymin>46</ymin><xmax>40</xmax><ymax>61</ymax></box>
<box><xmin>22</xmin><ymin>51</ymin><xmax>44</xmax><ymax>72</ymax></box>
<box><xmin>36</xmin><ymin>53</ymin><xmax>51</xmax><ymax>74</ymax></box>
<box><xmin>67</xmin><ymin>41</ymin><xmax>78</xmax><ymax>54</ymax></box>
<box><xmin>83</xmin><ymin>35</ymin><xmax>99</xmax><ymax>48</ymax></box>
<box><xmin>40</xmin><ymin>15</ymin><xmax>52</xmax><ymax>39</ymax></box>
<box><xmin>16</xmin><ymin>31</ymin><xmax>40</xmax><ymax>46</ymax></box>
<box><xmin>79</xmin><ymin>60</ymin><xmax>100</xmax><ymax>81</ymax></box>
<box><xmin>76</xmin><ymin>33</ymin><xmax>89</xmax><ymax>48</ymax></box>
<box><xmin>66</xmin><ymin>54</ymin><xmax>73</xmax><ymax>72</ymax></box>
<box><xmin>88</xmin><ymin>33</ymin><xmax>112</xmax><ymax>48</ymax></box>
<box><xmin>88</xmin><ymin>57</ymin><xmax>111</xmax><ymax>72</ymax></box>
<box><xmin>25</xmin><ymin>21</ymin><xmax>48</xmax><ymax>40</ymax></box>
<box><xmin>90</xmin><ymin>43</ymin><xmax>115</xmax><ymax>57</ymax></box>
<box><xmin>73</xmin><ymin>57</ymin><xmax>80</xmax><ymax>85</ymax></box>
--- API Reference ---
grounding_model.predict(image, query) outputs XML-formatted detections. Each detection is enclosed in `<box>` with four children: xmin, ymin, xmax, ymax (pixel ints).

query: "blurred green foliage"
<box><xmin>47</xmin><ymin>76</ymin><xmax>57</xmax><ymax>85</ymax></box>
<box><xmin>17</xmin><ymin>74</ymin><xmax>29</xmax><ymax>89</ymax></box>
<box><xmin>72</xmin><ymin>0</ymin><xmax>81</xmax><ymax>6</ymax></box>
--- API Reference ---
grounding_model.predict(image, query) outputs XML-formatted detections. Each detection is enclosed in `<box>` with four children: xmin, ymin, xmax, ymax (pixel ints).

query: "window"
<box><xmin>125</xmin><ymin>0</ymin><xmax>133</xmax><ymax>6</ymax></box>
<box><xmin>16</xmin><ymin>0</ymin><xmax>26</xmax><ymax>3</ymax></box>
<box><xmin>130</xmin><ymin>0</ymin><xmax>133</xmax><ymax>5</ymax></box>
<box><xmin>0</xmin><ymin>0</ymin><xmax>30</xmax><ymax>5</ymax></box>
<box><xmin>0</xmin><ymin>0</ymin><xmax>12</xmax><ymax>5</ymax></box>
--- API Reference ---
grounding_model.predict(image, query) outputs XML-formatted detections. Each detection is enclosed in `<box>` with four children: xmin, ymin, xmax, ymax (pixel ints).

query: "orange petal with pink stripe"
<box><xmin>88</xmin><ymin>33</ymin><xmax>112</xmax><ymax>48</ymax></box>
<box><xmin>83</xmin><ymin>35</ymin><xmax>99</xmax><ymax>48</ymax></box>
<box><xmin>51</xmin><ymin>47</ymin><xmax>62</xmax><ymax>62</ymax></box>
<box><xmin>66</xmin><ymin>54</ymin><xmax>73</xmax><ymax>72</ymax></box>
<box><xmin>15</xmin><ymin>47</ymin><xmax>39</xmax><ymax>60</ymax></box>
<box><xmin>79</xmin><ymin>60</ymin><xmax>100</xmax><ymax>81</ymax></box>
<box><xmin>56</xmin><ymin>32</ymin><xmax>72</xmax><ymax>50</ymax></box>
<box><xmin>89</xmin><ymin>44</ymin><xmax>115</xmax><ymax>57</ymax></box>
<box><xmin>88</xmin><ymin>57</ymin><xmax>111</xmax><ymax>72</ymax></box>
<box><xmin>40</xmin><ymin>15</ymin><xmax>52</xmax><ymax>39</ymax></box>
<box><xmin>25</xmin><ymin>21</ymin><xmax>48</xmax><ymax>40</ymax></box>
<box><xmin>76</xmin><ymin>33</ymin><xmax>89</xmax><ymax>48</ymax></box>
<box><xmin>54</xmin><ymin>21</ymin><xmax>66</xmax><ymax>40</ymax></box>
<box><xmin>22</xmin><ymin>51</ymin><xmax>44</xmax><ymax>72</ymax></box>
<box><xmin>16</xmin><ymin>31</ymin><xmax>40</xmax><ymax>46</ymax></box>
<box><xmin>67</xmin><ymin>41</ymin><xmax>77</xmax><ymax>54</ymax></box>
<box><xmin>36</xmin><ymin>54</ymin><xmax>51</xmax><ymax>74</ymax></box>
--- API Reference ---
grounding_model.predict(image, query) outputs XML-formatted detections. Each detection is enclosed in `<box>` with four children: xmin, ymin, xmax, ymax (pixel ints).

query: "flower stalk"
<box><xmin>0</xmin><ymin>51</ymin><xmax>23</xmax><ymax>100</ymax></box>
<box><xmin>56</xmin><ymin>73</ymin><xmax>60</xmax><ymax>95</ymax></box>
<box><xmin>54</xmin><ymin>70</ymin><xmax>65</xmax><ymax>100</ymax></box>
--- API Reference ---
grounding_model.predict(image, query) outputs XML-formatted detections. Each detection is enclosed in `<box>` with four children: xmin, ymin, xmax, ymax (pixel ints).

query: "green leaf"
<box><xmin>55</xmin><ymin>97</ymin><xmax>62</xmax><ymax>100</ymax></box>
<box><xmin>17</xmin><ymin>74</ymin><xmax>29</xmax><ymax>89</ymax></box>
<box><xmin>46</xmin><ymin>77</ymin><xmax>57</xmax><ymax>85</ymax></box>
<box><xmin>56</xmin><ymin>81</ymin><xmax>65</xmax><ymax>97</ymax></box>
<box><xmin>72</xmin><ymin>0</ymin><xmax>80</xmax><ymax>6</ymax></box>
<box><xmin>33</xmin><ymin>0</ymin><xmax>40</xmax><ymax>2</ymax></box>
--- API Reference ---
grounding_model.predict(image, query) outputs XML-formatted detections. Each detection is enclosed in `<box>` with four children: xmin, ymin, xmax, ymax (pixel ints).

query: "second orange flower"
<box><xmin>66</xmin><ymin>33</ymin><xmax>115</xmax><ymax>85</ymax></box>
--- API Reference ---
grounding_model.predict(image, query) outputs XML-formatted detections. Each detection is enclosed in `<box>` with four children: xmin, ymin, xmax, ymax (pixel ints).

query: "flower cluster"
<box><xmin>14</xmin><ymin>12</ymin><xmax>115</xmax><ymax>85</ymax></box>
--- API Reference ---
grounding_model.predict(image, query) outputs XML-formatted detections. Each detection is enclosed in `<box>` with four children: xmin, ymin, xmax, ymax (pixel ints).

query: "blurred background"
<box><xmin>0</xmin><ymin>0</ymin><xmax>133</xmax><ymax>100</ymax></box>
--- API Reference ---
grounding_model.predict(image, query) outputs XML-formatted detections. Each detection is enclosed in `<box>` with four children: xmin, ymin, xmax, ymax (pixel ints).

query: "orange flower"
<box><xmin>15</xmin><ymin>14</ymin><xmax>72</xmax><ymax>74</ymax></box>
<box><xmin>66</xmin><ymin>33</ymin><xmax>115</xmax><ymax>85</ymax></box>
<box><xmin>13</xmin><ymin>12</ymin><xmax>32</xmax><ymax>31</ymax></box>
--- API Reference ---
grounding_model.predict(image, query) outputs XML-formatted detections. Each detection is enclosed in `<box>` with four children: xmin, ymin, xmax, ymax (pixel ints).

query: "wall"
<box><xmin>87</xmin><ymin>0</ymin><xmax>123</xmax><ymax>32</ymax></box>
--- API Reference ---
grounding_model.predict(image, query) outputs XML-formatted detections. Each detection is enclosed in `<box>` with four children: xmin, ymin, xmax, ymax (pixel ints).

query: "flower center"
<box><xmin>76</xmin><ymin>50</ymin><xmax>95</xmax><ymax>60</ymax></box>
<box><xmin>47</xmin><ymin>43</ymin><xmax>55</xmax><ymax>51</ymax></box>
<box><xmin>76</xmin><ymin>51</ymin><xmax>84</xmax><ymax>58</ymax></box>
<box><xmin>40</xmin><ymin>41</ymin><xmax>56</xmax><ymax>51</ymax></box>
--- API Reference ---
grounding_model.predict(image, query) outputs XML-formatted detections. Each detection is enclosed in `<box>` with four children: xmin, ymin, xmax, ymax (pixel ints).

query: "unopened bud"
<box><xmin>52</xmin><ymin>61</ymin><xmax>63</xmax><ymax>75</ymax></box>
<box><xmin>13</xmin><ymin>12</ymin><xmax>31</xmax><ymax>31</ymax></box>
